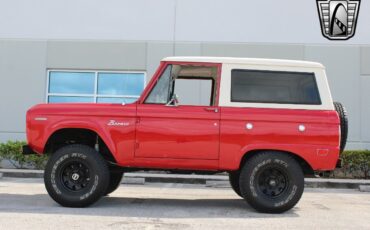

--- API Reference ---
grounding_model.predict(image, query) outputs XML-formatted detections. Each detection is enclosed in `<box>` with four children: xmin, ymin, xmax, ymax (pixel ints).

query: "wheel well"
<box><xmin>44</xmin><ymin>128</ymin><xmax>116</xmax><ymax>163</ymax></box>
<box><xmin>239</xmin><ymin>150</ymin><xmax>314</xmax><ymax>176</ymax></box>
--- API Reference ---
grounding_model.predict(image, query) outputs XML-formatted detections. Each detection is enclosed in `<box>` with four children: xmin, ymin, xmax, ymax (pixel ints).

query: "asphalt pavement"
<box><xmin>1</xmin><ymin>169</ymin><xmax>370</xmax><ymax>190</ymax></box>
<box><xmin>0</xmin><ymin>177</ymin><xmax>369</xmax><ymax>230</ymax></box>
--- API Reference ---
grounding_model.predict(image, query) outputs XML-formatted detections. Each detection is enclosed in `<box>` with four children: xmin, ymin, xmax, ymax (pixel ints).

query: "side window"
<box><xmin>174</xmin><ymin>78</ymin><xmax>213</xmax><ymax>106</ymax></box>
<box><xmin>145</xmin><ymin>65</ymin><xmax>172</xmax><ymax>104</ymax></box>
<box><xmin>231</xmin><ymin>69</ymin><xmax>321</xmax><ymax>105</ymax></box>
<box><xmin>145</xmin><ymin>64</ymin><xmax>218</xmax><ymax>106</ymax></box>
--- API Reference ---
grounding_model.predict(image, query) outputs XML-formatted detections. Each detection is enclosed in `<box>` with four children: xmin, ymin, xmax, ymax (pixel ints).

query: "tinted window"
<box><xmin>231</xmin><ymin>70</ymin><xmax>321</xmax><ymax>105</ymax></box>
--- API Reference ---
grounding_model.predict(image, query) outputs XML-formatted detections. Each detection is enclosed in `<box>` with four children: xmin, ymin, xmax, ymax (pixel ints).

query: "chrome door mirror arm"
<box><xmin>166</xmin><ymin>94</ymin><xmax>179</xmax><ymax>107</ymax></box>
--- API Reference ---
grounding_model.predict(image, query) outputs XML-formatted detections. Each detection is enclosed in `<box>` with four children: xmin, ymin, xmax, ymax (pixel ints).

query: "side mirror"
<box><xmin>166</xmin><ymin>94</ymin><xmax>179</xmax><ymax>106</ymax></box>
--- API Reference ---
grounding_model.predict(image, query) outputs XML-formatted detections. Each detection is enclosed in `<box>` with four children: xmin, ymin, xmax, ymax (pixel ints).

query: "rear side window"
<box><xmin>231</xmin><ymin>69</ymin><xmax>321</xmax><ymax>105</ymax></box>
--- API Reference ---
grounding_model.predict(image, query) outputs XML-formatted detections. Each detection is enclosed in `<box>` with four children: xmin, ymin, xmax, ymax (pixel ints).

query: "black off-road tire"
<box><xmin>104</xmin><ymin>172</ymin><xmax>124</xmax><ymax>196</ymax></box>
<box><xmin>239</xmin><ymin>151</ymin><xmax>304</xmax><ymax>213</ymax></box>
<box><xmin>334</xmin><ymin>102</ymin><xmax>348</xmax><ymax>153</ymax></box>
<box><xmin>229</xmin><ymin>171</ymin><xmax>242</xmax><ymax>198</ymax></box>
<box><xmin>44</xmin><ymin>144</ymin><xmax>110</xmax><ymax>207</ymax></box>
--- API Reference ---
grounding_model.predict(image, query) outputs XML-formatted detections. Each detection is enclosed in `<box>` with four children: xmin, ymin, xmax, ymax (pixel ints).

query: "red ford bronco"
<box><xmin>23</xmin><ymin>57</ymin><xmax>348</xmax><ymax>213</ymax></box>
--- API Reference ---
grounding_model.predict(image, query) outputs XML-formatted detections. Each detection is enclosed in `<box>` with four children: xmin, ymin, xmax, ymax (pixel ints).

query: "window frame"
<box><xmin>230</xmin><ymin>69</ymin><xmax>322</xmax><ymax>105</ymax></box>
<box><xmin>144</xmin><ymin>65</ymin><xmax>173</xmax><ymax>105</ymax></box>
<box><xmin>46</xmin><ymin>69</ymin><xmax>146</xmax><ymax>103</ymax></box>
<box><xmin>140</xmin><ymin>61</ymin><xmax>222</xmax><ymax>106</ymax></box>
<box><xmin>173</xmin><ymin>77</ymin><xmax>216</xmax><ymax>106</ymax></box>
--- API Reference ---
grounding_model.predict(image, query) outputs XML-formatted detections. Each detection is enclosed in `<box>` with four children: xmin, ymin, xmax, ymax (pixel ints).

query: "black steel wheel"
<box><xmin>256</xmin><ymin>167</ymin><xmax>288</xmax><ymax>198</ymax></box>
<box><xmin>44</xmin><ymin>144</ymin><xmax>110</xmax><ymax>207</ymax></box>
<box><xmin>239</xmin><ymin>151</ymin><xmax>304</xmax><ymax>213</ymax></box>
<box><xmin>60</xmin><ymin>161</ymin><xmax>91</xmax><ymax>192</ymax></box>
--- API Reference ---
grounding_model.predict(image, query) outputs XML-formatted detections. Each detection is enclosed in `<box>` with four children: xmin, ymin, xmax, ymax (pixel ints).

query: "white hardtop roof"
<box><xmin>162</xmin><ymin>56</ymin><xmax>324</xmax><ymax>68</ymax></box>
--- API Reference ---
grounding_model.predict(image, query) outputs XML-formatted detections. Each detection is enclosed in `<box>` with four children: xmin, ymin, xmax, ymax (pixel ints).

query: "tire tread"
<box><xmin>334</xmin><ymin>102</ymin><xmax>348</xmax><ymax>153</ymax></box>
<box><xmin>239</xmin><ymin>151</ymin><xmax>304</xmax><ymax>213</ymax></box>
<box><xmin>44</xmin><ymin>144</ymin><xmax>110</xmax><ymax>207</ymax></box>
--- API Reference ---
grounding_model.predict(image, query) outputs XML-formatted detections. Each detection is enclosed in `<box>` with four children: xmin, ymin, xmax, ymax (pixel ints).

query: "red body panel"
<box><xmin>26</xmin><ymin>103</ymin><xmax>137</xmax><ymax>165</ymax></box>
<box><xmin>25</xmin><ymin>61</ymin><xmax>341</xmax><ymax>172</ymax></box>
<box><xmin>219</xmin><ymin>107</ymin><xmax>340</xmax><ymax>170</ymax></box>
<box><xmin>136</xmin><ymin>104</ymin><xmax>220</xmax><ymax>160</ymax></box>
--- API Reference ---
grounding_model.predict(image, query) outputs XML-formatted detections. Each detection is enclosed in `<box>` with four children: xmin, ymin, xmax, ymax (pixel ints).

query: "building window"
<box><xmin>47</xmin><ymin>70</ymin><xmax>146</xmax><ymax>103</ymax></box>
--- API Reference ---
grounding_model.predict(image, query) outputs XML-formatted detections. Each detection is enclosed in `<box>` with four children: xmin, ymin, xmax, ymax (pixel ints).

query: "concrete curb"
<box><xmin>359</xmin><ymin>185</ymin><xmax>370</xmax><ymax>192</ymax></box>
<box><xmin>0</xmin><ymin>169</ymin><xmax>44</xmax><ymax>178</ymax></box>
<box><xmin>1</xmin><ymin>169</ymin><xmax>370</xmax><ymax>190</ymax></box>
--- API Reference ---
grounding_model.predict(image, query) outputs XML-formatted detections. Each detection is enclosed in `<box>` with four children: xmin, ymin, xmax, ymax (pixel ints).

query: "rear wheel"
<box><xmin>239</xmin><ymin>151</ymin><xmax>304</xmax><ymax>213</ymax></box>
<box><xmin>229</xmin><ymin>171</ymin><xmax>242</xmax><ymax>198</ymax></box>
<box><xmin>104</xmin><ymin>171</ymin><xmax>124</xmax><ymax>196</ymax></box>
<box><xmin>44</xmin><ymin>144</ymin><xmax>110</xmax><ymax>207</ymax></box>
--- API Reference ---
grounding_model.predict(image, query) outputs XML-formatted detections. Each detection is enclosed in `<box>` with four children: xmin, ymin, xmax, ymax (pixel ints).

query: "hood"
<box><xmin>27</xmin><ymin>102</ymin><xmax>137</xmax><ymax>117</ymax></box>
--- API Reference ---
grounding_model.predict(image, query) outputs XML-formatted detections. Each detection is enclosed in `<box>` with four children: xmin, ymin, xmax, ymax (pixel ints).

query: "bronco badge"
<box><xmin>317</xmin><ymin>0</ymin><xmax>361</xmax><ymax>40</ymax></box>
<box><xmin>107</xmin><ymin>120</ymin><xmax>129</xmax><ymax>126</ymax></box>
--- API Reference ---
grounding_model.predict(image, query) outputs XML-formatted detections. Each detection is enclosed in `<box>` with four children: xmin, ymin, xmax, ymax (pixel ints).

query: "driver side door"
<box><xmin>135</xmin><ymin>63</ymin><xmax>221</xmax><ymax>160</ymax></box>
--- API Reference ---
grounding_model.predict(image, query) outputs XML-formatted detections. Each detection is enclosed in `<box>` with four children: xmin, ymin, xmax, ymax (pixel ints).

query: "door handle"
<box><xmin>204</xmin><ymin>107</ymin><xmax>219</xmax><ymax>113</ymax></box>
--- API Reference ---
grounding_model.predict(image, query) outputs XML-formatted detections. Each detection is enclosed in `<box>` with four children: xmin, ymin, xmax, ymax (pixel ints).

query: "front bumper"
<box><xmin>22</xmin><ymin>145</ymin><xmax>37</xmax><ymax>155</ymax></box>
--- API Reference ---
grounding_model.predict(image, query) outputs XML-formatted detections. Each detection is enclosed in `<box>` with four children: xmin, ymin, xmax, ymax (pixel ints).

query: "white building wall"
<box><xmin>0</xmin><ymin>0</ymin><xmax>369</xmax><ymax>44</ymax></box>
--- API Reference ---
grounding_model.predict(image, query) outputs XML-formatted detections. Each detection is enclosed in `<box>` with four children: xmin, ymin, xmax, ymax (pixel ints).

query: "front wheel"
<box><xmin>44</xmin><ymin>144</ymin><xmax>110</xmax><ymax>207</ymax></box>
<box><xmin>104</xmin><ymin>171</ymin><xmax>124</xmax><ymax>196</ymax></box>
<box><xmin>239</xmin><ymin>151</ymin><xmax>304</xmax><ymax>213</ymax></box>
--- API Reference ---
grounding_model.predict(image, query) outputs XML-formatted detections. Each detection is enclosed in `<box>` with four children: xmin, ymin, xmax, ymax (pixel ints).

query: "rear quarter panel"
<box><xmin>219</xmin><ymin>107</ymin><xmax>340</xmax><ymax>171</ymax></box>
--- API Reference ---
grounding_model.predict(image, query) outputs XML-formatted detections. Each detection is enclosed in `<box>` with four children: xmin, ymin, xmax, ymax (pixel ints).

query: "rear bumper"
<box><xmin>22</xmin><ymin>145</ymin><xmax>37</xmax><ymax>155</ymax></box>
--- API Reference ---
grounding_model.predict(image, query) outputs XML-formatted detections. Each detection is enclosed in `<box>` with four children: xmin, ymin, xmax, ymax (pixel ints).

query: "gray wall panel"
<box><xmin>304</xmin><ymin>46</ymin><xmax>361</xmax><ymax>143</ymax></box>
<box><xmin>201</xmin><ymin>43</ymin><xmax>304</xmax><ymax>60</ymax></box>
<box><xmin>0</xmin><ymin>40</ymin><xmax>47</xmax><ymax>134</ymax></box>
<box><xmin>47</xmin><ymin>41</ymin><xmax>147</xmax><ymax>70</ymax></box>
<box><xmin>346</xmin><ymin>142</ymin><xmax>370</xmax><ymax>150</ymax></box>
<box><xmin>175</xmin><ymin>43</ymin><xmax>201</xmax><ymax>56</ymax></box>
<box><xmin>0</xmin><ymin>133</ymin><xmax>26</xmax><ymax>142</ymax></box>
<box><xmin>360</xmin><ymin>75</ymin><xmax>370</xmax><ymax>143</ymax></box>
<box><xmin>146</xmin><ymin>42</ymin><xmax>173</xmax><ymax>81</ymax></box>
<box><xmin>360</xmin><ymin>47</ymin><xmax>370</xmax><ymax>75</ymax></box>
